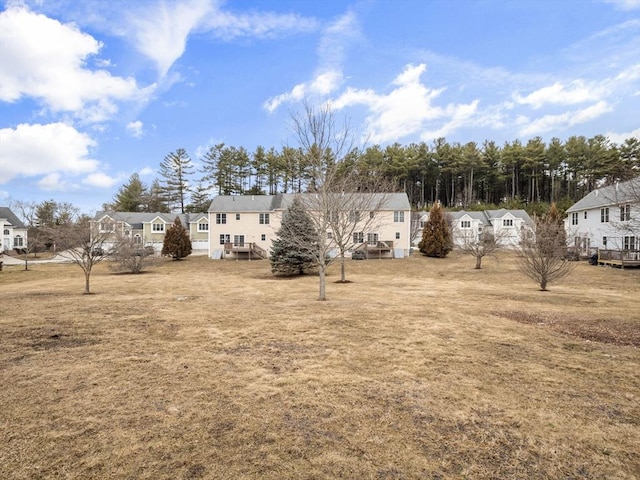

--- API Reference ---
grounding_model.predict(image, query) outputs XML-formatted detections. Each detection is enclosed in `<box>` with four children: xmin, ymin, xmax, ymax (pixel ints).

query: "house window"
<box><xmin>394</xmin><ymin>211</ymin><xmax>404</xmax><ymax>222</ymax></box>
<box><xmin>261</xmin><ymin>234</ymin><xmax>266</xmax><ymax>241</ymax></box>
<box><xmin>133</xmin><ymin>234</ymin><xmax>142</xmax><ymax>245</ymax></box>
<box><xmin>327</xmin><ymin>232</ymin><xmax>333</xmax><ymax>240</ymax></box>
<box><xmin>367</xmin><ymin>233</ymin><xmax>379</xmax><ymax>245</ymax></box>
<box><xmin>152</xmin><ymin>223</ymin><xmax>164</xmax><ymax>232</ymax></box>
<box><xmin>353</xmin><ymin>232</ymin><xmax>364</xmax><ymax>243</ymax></box>
<box><xmin>584</xmin><ymin>212</ymin><xmax>587</xmax><ymax>219</ymax></box>
<box><xmin>100</xmin><ymin>221</ymin><xmax>115</xmax><ymax>232</ymax></box>
<box><xmin>349</xmin><ymin>211</ymin><xmax>361</xmax><ymax>222</ymax></box>
<box><xmin>3</xmin><ymin>229</ymin><xmax>9</xmax><ymax>235</ymax></box>
<box><xmin>602</xmin><ymin>236</ymin><xmax>607</xmax><ymax>248</ymax></box>
<box><xmin>233</xmin><ymin>235</ymin><xmax>245</xmax><ymax>247</ymax></box>
<box><xmin>503</xmin><ymin>219</ymin><xmax>513</xmax><ymax>227</ymax></box>
<box><xmin>600</xmin><ymin>207</ymin><xmax>609</xmax><ymax>223</ymax></box>
<box><xmin>259</xmin><ymin>213</ymin><xmax>270</xmax><ymax>224</ymax></box>
<box><xmin>236</xmin><ymin>213</ymin><xmax>240</xmax><ymax>221</ymax></box>
<box><xmin>395</xmin><ymin>232</ymin><xmax>400</xmax><ymax>240</ymax></box>
<box><xmin>571</xmin><ymin>213</ymin><xmax>578</xmax><ymax>225</ymax></box>
<box><xmin>216</xmin><ymin>213</ymin><xmax>227</xmax><ymax>224</ymax></box>
<box><xmin>623</xmin><ymin>236</ymin><xmax>636</xmax><ymax>250</ymax></box>
<box><xmin>198</xmin><ymin>222</ymin><xmax>209</xmax><ymax>232</ymax></box>
<box><xmin>461</xmin><ymin>220</ymin><xmax>471</xmax><ymax>229</ymax></box>
<box><xmin>13</xmin><ymin>235</ymin><xmax>23</xmax><ymax>247</ymax></box>
<box><xmin>370</xmin><ymin>211</ymin><xmax>375</xmax><ymax>219</ymax></box>
<box><xmin>620</xmin><ymin>204</ymin><xmax>631</xmax><ymax>221</ymax></box>
<box><xmin>220</xmin><ymin>234</ymin><xmax>230</xmax><ymax>245</ymax></box>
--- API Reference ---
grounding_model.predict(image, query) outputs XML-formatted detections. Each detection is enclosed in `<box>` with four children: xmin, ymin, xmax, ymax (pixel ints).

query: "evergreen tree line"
<box><xmin>107</xmin><ymin>135</ymin><xmax>639</xmax><ymax>214</ymax></box>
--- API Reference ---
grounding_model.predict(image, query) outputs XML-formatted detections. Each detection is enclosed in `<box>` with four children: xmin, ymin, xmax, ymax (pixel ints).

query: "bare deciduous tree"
<box><xmin>290</xmin><ymin>101</ymin><xmax>392</xmax><ymax>298</ymax></box>
<box><xmin>54</xmin><ymin>220</ymin><xmax>112</xmax><ymax>294</ymax></box>
<box><xmin>109</xmin><ymin>232</ymin><xmax>158</xmax><ymax>274</ymax></box>
<box><xmin>518</xmin><ymin>205</ymin><xmax>573</xmax><ymax>291</ymax></box>
<box><xmin>455</xmin><ymin>228</ymin><xmax>510</xmax><ymax>269</ymax></box>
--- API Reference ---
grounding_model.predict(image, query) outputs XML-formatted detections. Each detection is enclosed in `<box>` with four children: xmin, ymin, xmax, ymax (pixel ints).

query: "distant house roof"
<box><xmin>208</xmin><ymin>193</ymin><xmax>411</xmax><ymax>212</ymax></box>
<box><xmin>0</xmin><ymin>206</ymin><xmax>26</xmax><ymax>228</ymax></box>
<box><xmin>566</xmin><ymin>177</ymin><xmax>640</xmax><ymax>212</ymax></box>
<box><xmin>443</xmin><ymin>209</ymin><xmax>535</xmax><ymax>228</ymax></box>
<box><xmin>448</xmin><ymin>211</ymin><xmax>489</xmax><ymax>224</ymax></box>
<box><xmin>93</xmin><ymin>211</ymin><xmax>208</xmax><ymax>225</ymax></box>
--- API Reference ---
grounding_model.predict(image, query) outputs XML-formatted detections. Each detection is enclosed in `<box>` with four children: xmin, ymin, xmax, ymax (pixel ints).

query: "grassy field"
<box><xmin>1</xmin><ymin>252</ymin><xmax>639</xmax><ymax>479</ymax></box>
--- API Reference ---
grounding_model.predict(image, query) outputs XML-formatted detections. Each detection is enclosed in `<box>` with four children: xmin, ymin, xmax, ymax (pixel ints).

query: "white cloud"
<box><xmin>37</xmin><ymin>173</ymin><xmax>69</xmax><ymax>191</ymax></box>
<box><xmin>333</xmin><ymin>63</ymin><xmax>482</xmax><ymax>144</ymax></box>
<box><xmin>82</xmin><ymin>172</ymin><xmax>117</xmax><ymax>188</ymax></box>
<box><xmin>139</xmin><ymin>167</ymin><xmax>155</xmax><ymax>176</ymax></box>
<box><xmin>0</xmin><ymin>122</ymin><xmax>98</xmax><ymax>184</ymax></box>
<box><xmin>126</xmin><ymin>0</ymin><xmax>213</xmax><ymax>77</ymax></box>
<box><xmin>126</xmin><ymin>120</ymin><xmax>144</xmax><ymax>138</ymax></box>
<box><xmin>519</xmin><ymin>101</ymin><xmax>613</xmax><ymax>137</ymax></box>
<box><xmin>263</xmin><ymin>12</ymin><xmax>358</xmax><ymax>112</ymax></box>
<box><xmin>513</xmin><ymin>80</ymin><xmax>606</xmax><ymax>109</ymax></box>
<box><xmin>602</xmin><ymin>0</ymin><xmax>640</xmax><ymax>11</ymax></box>
<box><xmin>605</xmin><ymin>127</ymin><xmax>640</xmax><ymax>144</ymax></box>
<box><xmin>264</xmin><ymin>70</ymin><xmax>343</xmax><ymax>112</ymax></box>
<box><xmin>0</xmin><ymin>5</ymin><xmax>154</xmax><ymax>122</ymax></box>
<box><xmin>203</xmin><ymin>7</ymin><xmax>318</xmax><ymax>40</ymax></box>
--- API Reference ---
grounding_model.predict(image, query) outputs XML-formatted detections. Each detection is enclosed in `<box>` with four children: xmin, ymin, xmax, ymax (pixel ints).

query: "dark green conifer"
<box><xmin>161</xmin><ymin>217</ymin><xmax>192</xmax><ymax>260</ymax></box>
<box><xmin>270</xmin><ymin>197</ymin><xmax>318</xmax><ymax>275</ymax></box>
<box><xmin>419</xmin><ymin>202</ymin><xmax>453</xmax><ymax>258</ymax></box>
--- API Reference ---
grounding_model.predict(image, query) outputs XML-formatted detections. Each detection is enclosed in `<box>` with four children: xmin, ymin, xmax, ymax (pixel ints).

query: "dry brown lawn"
<box><xmin>1</xmin><ymin>252</ymin><xmax>639</xmax><ymax>479</ymax></box>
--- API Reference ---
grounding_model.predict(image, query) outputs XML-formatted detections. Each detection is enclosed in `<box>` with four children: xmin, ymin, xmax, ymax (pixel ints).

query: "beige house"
<box><xmin>91</xmin><ymin>211</ymin><xmax>209</xmax><ymax>252</ymax></box>
<box><xmin>208</xmin><ymin>193</ymin><xmax>412</xmax><ymax>260</ymax></box>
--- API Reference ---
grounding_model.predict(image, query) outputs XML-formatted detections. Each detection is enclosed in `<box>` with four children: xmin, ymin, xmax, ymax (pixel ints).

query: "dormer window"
<box><xmin>503</xmin><ymin>219</ymin><xmax>513</xmax><ymax>227</ymax></box>
<box><xmin>152</xmin><ymin>223</ymin><xmax>165</xmax><ymax>232</ymax></box>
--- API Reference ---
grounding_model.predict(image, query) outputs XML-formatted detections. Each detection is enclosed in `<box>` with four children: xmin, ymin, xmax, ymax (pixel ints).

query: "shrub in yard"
<box><xmin>162</xmin><ymin>217</ymin><xmax>192</xmax><ymax>260</ymax></box>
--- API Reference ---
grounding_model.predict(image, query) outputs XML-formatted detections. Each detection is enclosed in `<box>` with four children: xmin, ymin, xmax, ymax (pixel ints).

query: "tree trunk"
<box><xmin>340</xmin><ymin>254</ymin><xmax>346</xmax><ymax>282</ymax></box>
<box><xmin>540</xmin><ymin>276</ymin><xmax>548</xmax><ymax>291</ymax></box>
<box><xmin>84</xmin><ymin>269</ymin><xmax>91</xmax><ymax>294</ymax></box>
<box><xmin>318</xmin><ymin>266</ymin><xmax>326</xmax><ymax>301</ymax></box>
<box><xmin>475</xmin><ymin>255</ymin><xmax>482</xmax><ymax>269</ymax></box>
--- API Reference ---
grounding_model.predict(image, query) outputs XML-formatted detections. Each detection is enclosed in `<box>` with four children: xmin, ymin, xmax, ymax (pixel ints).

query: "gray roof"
<box><xmin>566</xmin><ymin>177</ymin><xmax>640</xmax><ymax>212</ymax></box>
<box><xmin>0</xmin><ymin>206</ymin><xmax>26</xmax><ymax>228</ymax></box>
<box><xmin>447</xmin><ymin>209</ymin><xmax>535</xmax><ymax>228</ymax></box>
<box><xmin>208</xmin><ymin>195</ymin><xmax>275</xmax><ymax>213</ymax></box>
<box><xmin>448</xmin><ymin>211</ymin><xmax>490</xmax><ymax>224</ymax></box>
<box><xmin>93</xmin><ymin>211</ymin><xmax>207</xmax><ymax>225</ymax></box>
<box><xmin>209</xmin><ymin>193</ymin><xmax>411</xmax><ymax>213</ymax></box>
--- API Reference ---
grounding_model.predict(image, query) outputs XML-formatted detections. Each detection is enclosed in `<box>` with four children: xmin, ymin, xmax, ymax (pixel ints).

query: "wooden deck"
<box><xmin>355</xmin><ymin>241</ymin><xmax>395</xmax><ymax>259</ymax></box>
<box><xmin>597</xmin><ymin>249</ymin><xmax>640</xmax><ymax>268</ymax></box>
<box><xmin>224</xmin><ymin>242</ymin><xmax>268</xmax><ymax>260</ymax></box>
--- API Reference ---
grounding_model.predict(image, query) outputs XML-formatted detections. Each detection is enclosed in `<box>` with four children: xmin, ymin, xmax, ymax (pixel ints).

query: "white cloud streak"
<box><xmin>519</xmin><ymin>101</ymin><xmax>613</xmax><ymax>137</ymax></box>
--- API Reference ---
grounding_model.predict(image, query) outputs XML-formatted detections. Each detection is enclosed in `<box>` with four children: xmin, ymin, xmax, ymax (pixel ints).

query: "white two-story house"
<box><xmin>564</xmin><ymin>177</ymin><xmax>640</xmax><ymax>255</ymax></box>
<box><xmin>417</xmin><ymin>208</ymin><xmax>535</xmax><ymax>248</ymax></box>
<box><xmin>208</xmin><ymin>193</ymin><xmax>412</xmax><ymax>260</ymax></box>
<box><xmin>0</xmin><ymin>206</ymin><xmax>28</xmax><ymax>253</ymax></box>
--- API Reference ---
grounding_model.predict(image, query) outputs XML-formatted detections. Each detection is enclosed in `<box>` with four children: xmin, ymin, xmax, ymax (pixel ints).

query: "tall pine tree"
<box><xmin>112</xmin><ymin>173</ymin><xmax>146</xmax><ymax>211</ymax></box>
<box><xmin>159</xmin><ymin>148</ymin><xmax>194</xmax><ymax>213</ymax></box>
<box><xmin>419</xmin><ymin>202</ymin><xmax>453</xmax><ymax>258</ymax></box>
<box><xmin>270</xmin><ymin>197</ymin><xmax>318</xmax><ymax>275</ymax></box>
<box><xmin>161</xmin><ymin>217</ymin><xmax>192</xmax><ymax>260</ymax></box>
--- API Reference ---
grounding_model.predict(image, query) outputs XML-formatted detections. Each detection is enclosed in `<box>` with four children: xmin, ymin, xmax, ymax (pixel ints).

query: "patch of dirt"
<box><xmin>493</xmin><ymin>310</ymin><xmax>640</xmax><ymax>347</ymax></box>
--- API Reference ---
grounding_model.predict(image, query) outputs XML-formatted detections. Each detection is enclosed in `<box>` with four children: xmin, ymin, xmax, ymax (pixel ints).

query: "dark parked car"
<box><xmin>351</xmin><ymin>250</ymin><xmax>366</xmax><ymax>260</ymax></box>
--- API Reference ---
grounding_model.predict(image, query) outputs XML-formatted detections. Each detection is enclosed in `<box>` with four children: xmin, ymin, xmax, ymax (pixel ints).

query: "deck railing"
<box><xmin>598</xmin><ymin>249</ymin><xmax>640</xmax><ymax>267</ymax></box>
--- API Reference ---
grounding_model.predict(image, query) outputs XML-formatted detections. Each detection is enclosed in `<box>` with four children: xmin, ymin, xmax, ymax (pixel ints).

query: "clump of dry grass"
<box><xmin>494</xmin><ymin>310</ymin><xmax>640</xmax><ymax>347</ymax></box>
<box><xmin>1</xmin><ymin>253</ymin><xmax>639</xmax><ymax>479</ymax></box>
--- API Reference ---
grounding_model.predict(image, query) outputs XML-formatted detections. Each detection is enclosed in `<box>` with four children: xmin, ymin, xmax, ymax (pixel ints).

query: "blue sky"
<box><xmin>1</xmin><ymin>0</ymin><xmax>639</xmax><ymax>214</ymax></box>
